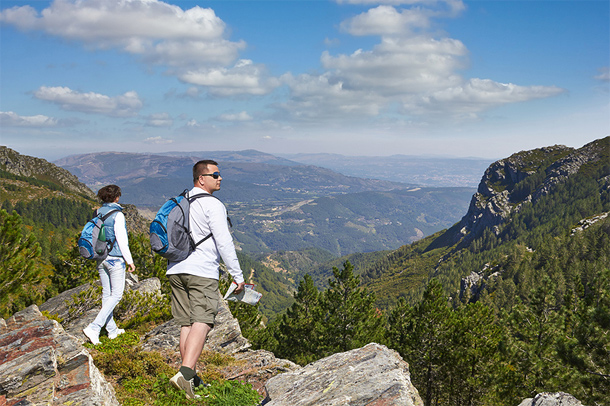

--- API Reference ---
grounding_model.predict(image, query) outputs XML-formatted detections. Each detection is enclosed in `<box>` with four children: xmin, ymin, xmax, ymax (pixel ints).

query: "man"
<box><xmin>167</xmin><ymin>159</ymin><xmax>245</xmax><ymax>399</ymax></box>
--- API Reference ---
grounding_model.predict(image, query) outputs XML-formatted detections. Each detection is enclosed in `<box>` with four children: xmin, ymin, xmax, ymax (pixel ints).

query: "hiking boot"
<box><xmin>108</xmin><ymin>328</ymin><xmax>125</xmax><ymax>339</ymax></box>
<box><xmin>83</xmin><ymin>326</ymin><xmax>100</xmax><ymax>345</ymax></box>
<box><xmin>170</xmin><ymin>371</ymin><xmax>200</xmax><ymax>399</ymax></box>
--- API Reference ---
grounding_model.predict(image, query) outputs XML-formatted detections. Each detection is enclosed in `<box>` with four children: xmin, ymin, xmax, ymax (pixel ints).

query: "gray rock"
<box><xmin>0</xmin><ymin>305</ymin><xmax>118</xmax><ymax>405</ymax></box>
<box><xmin>518</xmin><ymin>392</ymin><xmax>584</xmax><ymax>406</ymax></box>
<box><xmin>263</xmin><ymin>342</ymin><xmax>423</xmax><ymax>406</ymax></box>
<box><xmin>451</xmin><ymin>137</ymin><xmax>609</xmax><ymax>247</ymax></box>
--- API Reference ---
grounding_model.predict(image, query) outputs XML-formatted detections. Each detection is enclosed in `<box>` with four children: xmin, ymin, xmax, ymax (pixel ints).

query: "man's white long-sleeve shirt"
<box><xmin>166</xmin><ymin>187</ymin><xmax>244</xmax><ymax>284</ymax></box>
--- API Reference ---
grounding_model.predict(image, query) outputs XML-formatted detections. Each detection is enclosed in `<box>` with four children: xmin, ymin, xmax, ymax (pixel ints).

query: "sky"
<box><xmin>1</xmin><ymin>0</ymin><xmax>608</xmax><ymax>162</ymax></box>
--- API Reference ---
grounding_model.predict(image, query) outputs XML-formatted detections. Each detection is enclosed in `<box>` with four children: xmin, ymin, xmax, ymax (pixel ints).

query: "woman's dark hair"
<box><xmin>97</xmin><ymin>185</ymin><xmax>122</xmax><ymax>203</ymax></box>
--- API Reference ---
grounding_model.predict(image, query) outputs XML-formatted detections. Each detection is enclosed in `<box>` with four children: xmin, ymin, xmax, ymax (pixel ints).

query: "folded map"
<box><xmin>223</xmin><ymin>282</ymin><xmax>262</xmax><ymax>305</ymax></box>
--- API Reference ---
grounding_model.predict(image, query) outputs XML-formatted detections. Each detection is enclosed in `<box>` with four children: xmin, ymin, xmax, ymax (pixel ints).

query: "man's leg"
<box><xmin>169</xmin><ymin>275</ymin><xmax>200</xmax><ymax>399</ymax></box>
<box><xmin>179</xmin><ymin>325</ymin><xmax>191</xmax><ymax>360</ymax></box>
<box><xmin>180</xmin><ymin>322</ymin><xmax>212</xmax><ymax>369</ymax></box>
<box><xmin>169</xmin><ymin>275</ymin><xmax>217</xmax><ymax>398</ymax></box>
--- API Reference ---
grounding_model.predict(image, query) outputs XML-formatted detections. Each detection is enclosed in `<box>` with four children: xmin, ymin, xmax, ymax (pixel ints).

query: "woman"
<box><xmin>83</xmin><ymin>184</ymin><xmax>135</xmax><ymax>345</ymax></box>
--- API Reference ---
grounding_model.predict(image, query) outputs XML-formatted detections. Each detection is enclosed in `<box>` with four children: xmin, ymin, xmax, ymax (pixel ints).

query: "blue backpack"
<box><xmin>78</xmin><ymin>209</ymin><xmax>120</xmax><ymax>261</ymax></box>
<box><xmin>149</xmin><ymin>190</ymin><xmax>219</xmax><ymax>262</ymax></box>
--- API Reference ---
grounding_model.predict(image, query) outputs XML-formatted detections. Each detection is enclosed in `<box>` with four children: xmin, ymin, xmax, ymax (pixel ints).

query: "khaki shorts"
<box><xmin>168</xmin><ymin>274</ymin><xmax>219</xmax><ymax>326</ymax></box>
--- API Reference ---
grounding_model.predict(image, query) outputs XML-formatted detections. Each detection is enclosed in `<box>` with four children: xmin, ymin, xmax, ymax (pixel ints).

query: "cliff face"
<box><xmin>452</xmin><ymin>137</ymin><xmax>609</xmax><ymax>246</ymax></box>
<box><xmin>0</xmin><ymin>146</ymin><xmax>95</xmax><ymax>199</ymax></box>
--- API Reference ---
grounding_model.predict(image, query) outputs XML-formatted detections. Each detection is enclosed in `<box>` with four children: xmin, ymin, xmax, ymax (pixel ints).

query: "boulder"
<box><xmin>263</xmin><ymin>342</ymin><xmax>423</xmax><ymax>406</ymax></box>
<box><xmin>517</xmin><ymin>392</ymin><xmax>584</xmax><ymax>406</ymax></box>
<box><xmin>0</xmin><ymin>305</ymin><xmax>118</xmax><ymax>406</ymax></box>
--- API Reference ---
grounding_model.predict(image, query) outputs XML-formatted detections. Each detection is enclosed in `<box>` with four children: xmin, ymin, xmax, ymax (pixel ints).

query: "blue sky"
<box><xmin>1</xmin><ymin>0</ymin><xmax>608</xmax><ymax>161</ymax></box>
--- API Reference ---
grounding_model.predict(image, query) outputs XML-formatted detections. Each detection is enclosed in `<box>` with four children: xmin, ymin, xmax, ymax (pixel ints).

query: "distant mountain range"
<box><xmin>54</xmin><ymin>150</ymin><xmax>416</xmax><ymax>207</ymax></box>
<box><xmin>54</xmin><ymin>150</ymin><xmax>475</xmax><ymax>256</ymax></box>
<box><xmin>279</xmin><ymin>152</ymin><xmax>493</xmax><ymax>187</ymax></box>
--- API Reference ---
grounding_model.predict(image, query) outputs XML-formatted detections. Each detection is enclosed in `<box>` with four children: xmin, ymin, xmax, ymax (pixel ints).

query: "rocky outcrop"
<box><xmin>459</xmin><ymin>264</ymin><xmax>503</xmax><ymax>303</ymax></box>
<box><xmin>517</xmin><ymin>392</ymin><xmax>584</xmax><ymax>406</ymax></box>
<box><xmin>0</xmin><ymin>146</ymin><xmax>95</xmax><ymax>199</ymax></box>
<box><xmin>451</xmin><ymin>136</ymin><xmax>609</xmax><ymax>246</ymax></box>
<box><xmin>571</xmin><ymin>212</ymin><xmax>609</xmax><ymax>235</ymax></box>
<box><xmin>0</xmin><ymin>305</ymin><xmax>118</xmax><ymax>406</ymax></box>
<box><xmin>36</xmin><ymin>275</ymin><xmax>297</xmax><ymax>393</ymax></box>
<box><xmin>121</xmin><ymin>203</ymin><xmax>150</xmax><ymax>235</ymax></box>
<box><xmin>263</xmin><ymin>342</ymin><xmax>423</xmax><ymax>406</ymax></box>
<box><xmin>2</xmin><ymin>283</ymin><xmax>582</xmax><ymax>406</ymax></box>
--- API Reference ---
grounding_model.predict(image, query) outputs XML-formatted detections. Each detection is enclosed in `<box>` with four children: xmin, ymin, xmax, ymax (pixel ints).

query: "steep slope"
<box><xmin>356</xmin><ymin>137</ymin><xmax>609</xmax><ymax>308</ymax></box>
<box><xmin>1</xmin><ymin>146</ymin><xmax>95</xmax><ymax>201</ymax></box>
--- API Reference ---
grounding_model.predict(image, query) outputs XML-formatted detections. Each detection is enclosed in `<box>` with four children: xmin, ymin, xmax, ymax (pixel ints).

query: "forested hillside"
<box><xmin>249</xmin><ymin>137</ymin><xmax>610</xmax><ymax>405</ymax></box>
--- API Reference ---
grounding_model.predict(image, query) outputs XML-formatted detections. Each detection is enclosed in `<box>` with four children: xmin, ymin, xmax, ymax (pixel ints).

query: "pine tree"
<box><xmin>0</xmin><ymin>209</ymin><xmax>42</xmax><ymax>318</ymax></box>
<box><xmin>558</xmin><ymin>267</ymin><xmax>610</xmax><ymax>404</ymax></box>
<box><xmin>499</xmin><ymin>276</ymin><xmax>565</xmax><ymax>402</ymax></box>
<box><xmin>317</xmin><ymin>261</ymin><xmax>384</xmax><ymax>355</ymax></box>
<box><xmin>445</xmin><ymin>302</ymin><xmax>503</xmax><ymax>406</ymax></box>
<box><xmin>387</xmin><ymin>279</ymin><xmax>452</xmax><ymax>406</ymax></box>
<box><xmin>275</xmin><ymin>273</ymin><xmax>322</xmax><ymax>364</ymax></box>
<box><xmin>255</xmin><ymin>273</ymin><xmax>322</xmax><ymax>365</ymax></box>
<box><xmin>48</xmin><ymin>234</ymin><xmax>99</xmax><ymax>296</ymax></box>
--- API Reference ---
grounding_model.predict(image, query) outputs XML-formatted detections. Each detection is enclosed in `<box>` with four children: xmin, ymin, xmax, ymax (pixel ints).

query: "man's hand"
<box><xmin>127</xmin><ymin>263</ymin><xmax>136</xmax><ymax>273</ymax></box>
<box><xmin>233</xmin><ymin>282</ymin><xmax>246</xmax><ymax>294</ymax></box>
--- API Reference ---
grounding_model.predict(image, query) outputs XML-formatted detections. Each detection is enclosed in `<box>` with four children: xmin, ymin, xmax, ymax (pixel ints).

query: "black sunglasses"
<box><xmin>200</xmin><ymin>172</ymin><xmax>221</xmax><ymax>179</ymax></box>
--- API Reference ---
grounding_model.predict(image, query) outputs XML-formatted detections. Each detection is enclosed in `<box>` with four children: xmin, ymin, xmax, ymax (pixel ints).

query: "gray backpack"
<box><xmin>149</xmin><ymin>190</ymin><xmax>219</xmax><ymax>262</ymax></box>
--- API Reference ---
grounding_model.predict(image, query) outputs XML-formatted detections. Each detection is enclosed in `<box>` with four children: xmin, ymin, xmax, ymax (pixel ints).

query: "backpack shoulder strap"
<box><xmin>100</xmin><ymin>208</ymin><xmax>121</xmax><ymax>221</ymax></box>
<box><xmin>188</xmin><ymin>193</ymin><xmax>232</xmax><ymax>226</ymax></box>
<box><xmin>187</xmin><ymin>193</ymin><xmax>219</xmax><ymax>203</ymax></box>
<box><xmin>186</xmin><ymin>193</ymin><xmax>231</xmax><ymax>249</ymax></box>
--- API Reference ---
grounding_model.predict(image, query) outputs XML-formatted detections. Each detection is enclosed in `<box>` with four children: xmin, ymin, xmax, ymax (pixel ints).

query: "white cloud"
<box><xmin>145</xmin><ymin>112</ymin><xmax>173</xmax><ymax>127</ymax></box>
<box><xmin>278</xmin><ymin>2</ymin><xmax>562</xmax><ymax>124</ymax></box>
<box><xmin>34</xmin><ymin>86</ymin><xmax>143</xmax><ymax>117</ymax></box>
<box><xmin>336</xmin><ymin>0</ymin><xmax>465</xmax><ymax>15</ymax></box>
<box><xmin>594</xmin><ymin>67</ymin><xmax>610</xmax><ymax>82</ymax></box>
<box><xmin>406</xmin><ymin>78</ymin><xmax>566</xmax><ymax>117</ymax></box>
<box><xmin>217</xmin><ymin>111</ymin><xmax>253</xmax><ymax>122</ymax></box>
<box><xmin>0</xmin><ymin>111</ymin><xmax>59</xmax><ymax>127</ymax></box>
<box><xmin>178</xmin><ymin>59</ymin><xmax>281</xmax><ymax>96</ymax></box>
<box><xmin>0</xmin><ymin>0</ymin><xmax>242</xmax><ymax>68</ymax></box>
<box><xmin>0</xmin><ymin>0</ymin><xmax>260</xmax><ymax>94</ymax></box>
<box><xmin>144</xmin><ymin>136</ymin><xmax>173</xmax><ymax>145</ymax></box>
<box><xmin>340</xmin><ymin>5</ymin><xmax>431</xmax><ymax>36</ymax></box>
<box><xmin>321</xmin><ymin>36</ymin><xmax>467</xmax><ymax>95</ymax></box>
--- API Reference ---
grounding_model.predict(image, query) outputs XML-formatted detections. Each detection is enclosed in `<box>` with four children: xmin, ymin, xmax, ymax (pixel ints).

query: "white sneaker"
<box><xmin>83</xmin><ymin>326</ymin><xmax>100</xmax><ymax>345</ymax></box>
<box><xmin>170</xmin><ymin>371</ymin><xmax>201</xmax><ymax>399</ymax></box>
<box><xmin>108</xmin><ymin>328</ymin><xmax>125</xmax><ymax>339</ymax></box>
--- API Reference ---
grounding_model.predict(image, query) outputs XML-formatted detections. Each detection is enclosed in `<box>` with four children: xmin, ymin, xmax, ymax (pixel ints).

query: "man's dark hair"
<box><xmin>97</xmin><ymin>184</ymin><xmax>122</xmax><ymax>203</ymax></box>
<box><xmin>193</xmin><ymin>160</ymin><xmax>219</xmax><ymax>182</ymax></box>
